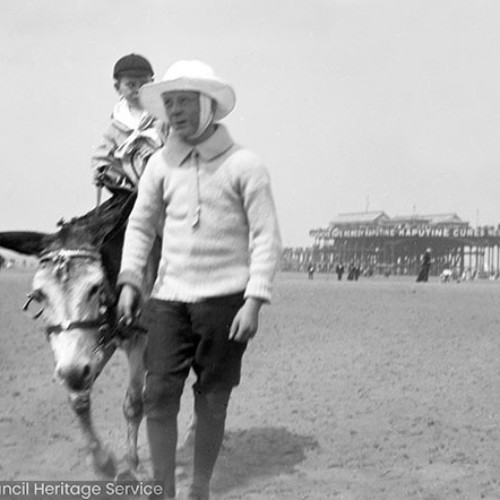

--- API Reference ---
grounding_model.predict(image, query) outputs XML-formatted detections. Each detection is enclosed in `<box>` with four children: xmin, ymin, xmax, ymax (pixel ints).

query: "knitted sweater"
<box><xmin>118</xmin><ymin>124</ymin><xmax>282</xmax><ymax>303</ymax></box>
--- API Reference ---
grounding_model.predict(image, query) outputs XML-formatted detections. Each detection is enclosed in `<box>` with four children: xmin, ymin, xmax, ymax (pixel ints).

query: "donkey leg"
<box><xmin>178</xmin><ymin>412</ymin><xmax>197</xmax><ymax>451</ymax></box>
<box><xmin>176</xmin><ymin>411</ymin><xmax>197</xmax><ymax>467</ymax></box>
<box><xmin>69</xmin><ymin>391</ymin><xmax>116</xmax><ymax>478</ymax></box>
<box><xmin>115</xmin><ymin>334</ymin><xmax>147</xmax><ymax>481</ymax></box>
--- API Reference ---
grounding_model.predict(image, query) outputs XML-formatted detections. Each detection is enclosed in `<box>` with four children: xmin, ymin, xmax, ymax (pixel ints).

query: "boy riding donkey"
<box><xmin>91</xmin><ymin>53</ymin><xmax>167</xmax><ymax>194</ymax></box>
<box><xmin>90</xmin><ymin>52</ymin><xmax>167</xmax><ymax>320</ymax></box>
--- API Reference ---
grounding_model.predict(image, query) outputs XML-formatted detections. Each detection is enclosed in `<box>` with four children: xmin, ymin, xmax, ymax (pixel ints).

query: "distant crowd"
<box><xmin>0</xmin><ymin>255</ymin><xmax>37</xmax><ymax>270</ymax></box>
<box><xmin>302</xmin><ymin>248</ymin><xmax>499</xmax><ymax>283</ymax></box>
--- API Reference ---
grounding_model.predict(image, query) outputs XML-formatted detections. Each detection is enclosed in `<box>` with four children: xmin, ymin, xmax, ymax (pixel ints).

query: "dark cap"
<box><xmin>113</xmin><ymin>54</ymin><xmax>154</xmax><ymax>79</ymax></box>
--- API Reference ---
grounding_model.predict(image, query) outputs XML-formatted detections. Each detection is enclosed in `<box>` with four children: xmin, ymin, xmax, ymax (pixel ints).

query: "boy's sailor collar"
<box><xmin>112</xmin><ymin>98</ymin><xmax>153</xmax><ymax>131</ymax></box>
<box><xmin>163</xmin><ymin>124</ymin><xmax>234</xmax><ymax>166</ymax></box>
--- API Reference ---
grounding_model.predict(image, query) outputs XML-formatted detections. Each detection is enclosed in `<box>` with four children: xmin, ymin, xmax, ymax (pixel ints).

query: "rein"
<box><xmin>95</xmin><ymin>185</ymin><xmax>102</xmax><ymax>222</ymax></box>
<box><xmin>46</xmin><ymin>319</ymin><xmax>104</xmax><ymax>335</ymax></box>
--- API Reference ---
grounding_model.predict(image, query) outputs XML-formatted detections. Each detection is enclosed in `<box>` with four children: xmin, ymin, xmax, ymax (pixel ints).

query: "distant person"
<box><xmin>354</xmin><ymin>264</ymin><xmax>361</xmax><ymax>280</ymax></box>
<box><xmin>416</xmin><ymin>248</ymin><xmax>432</xmax><ymax>282</ymax></box>
<box><xmin>91</xmin><ymin>53</ymin><xmax>167</xmax><ymax>193</ymax></box>
<box><xmin>347</xmin><ymin>262</ymin><xmax>356</xmax><ymax>281</ymax></box>
<box><xmin>307</xmin><ymin>262</ymin><xmax>315</xmax><ymax>280</ymax></box>
<box><xmin>335</xmin><ymin>263</ymin><xmax>344</xmax><ymax>280</ymax></box>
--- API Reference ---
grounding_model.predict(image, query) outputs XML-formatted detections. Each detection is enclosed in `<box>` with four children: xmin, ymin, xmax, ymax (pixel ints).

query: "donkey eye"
<box><xmin>88</xmin><ymin>285</ymin><xmax>101</xmax><ymax>299</ymax></box>
<box><xmin>31</xmin><ymin>289</ymin><xmax>46</xmax><ymax>302</ymax></box>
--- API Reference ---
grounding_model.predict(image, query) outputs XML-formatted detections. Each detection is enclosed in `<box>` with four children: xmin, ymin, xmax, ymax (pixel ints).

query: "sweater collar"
<box><xmin>163</xmin><ymin>124</ymin><xmax>234</xmax><ymax>167</ymax></box>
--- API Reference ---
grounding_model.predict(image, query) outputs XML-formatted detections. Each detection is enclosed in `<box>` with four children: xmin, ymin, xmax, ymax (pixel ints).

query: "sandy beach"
<box><xmin>2</xmin><ymin>270</ymin><xmax>500</xmax><ymax>499</ymax></box>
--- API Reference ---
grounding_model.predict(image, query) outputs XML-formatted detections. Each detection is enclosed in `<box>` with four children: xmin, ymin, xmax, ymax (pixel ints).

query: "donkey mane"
<box><xmin>47</xmin><ymin>191</ymin><xmax>136</xmax><ymax>251</ymax></box>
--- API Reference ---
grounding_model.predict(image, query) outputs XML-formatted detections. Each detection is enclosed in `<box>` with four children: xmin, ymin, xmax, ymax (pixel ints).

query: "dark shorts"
<box><xmin>142</xmin><ymin>292</ymin><xmax>247</xmax><ymax>418</ymax></box>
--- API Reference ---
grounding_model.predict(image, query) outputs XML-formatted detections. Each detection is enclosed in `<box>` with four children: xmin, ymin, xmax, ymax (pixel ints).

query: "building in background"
<box><xmin>282</xmin><ymin>211</ymin><xmax>500</xmax><ymax>279</ymax></box>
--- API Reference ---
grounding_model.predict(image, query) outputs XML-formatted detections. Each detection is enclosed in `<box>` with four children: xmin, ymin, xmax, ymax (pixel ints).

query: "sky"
<box><xmin>2</xmin><ymin>0</ymin><xmax>500</xmax><ymax>248</ymax></box>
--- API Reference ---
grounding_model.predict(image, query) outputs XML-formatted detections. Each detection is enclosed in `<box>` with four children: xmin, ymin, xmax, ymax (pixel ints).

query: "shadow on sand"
<box><xmin>210</xmin><ymin>426</ymin><xmax>319</xmax><ymax>495</ymax></box>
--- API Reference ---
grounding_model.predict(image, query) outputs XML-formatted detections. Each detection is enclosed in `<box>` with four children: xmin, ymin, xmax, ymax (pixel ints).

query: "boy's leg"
<box><xmin>142</xmin><ymin>299</ymin><xmax>194</xmax><ymax>499</ymax></box>
<box><xmin>147</xmin><ymin>416</ymin><xmax>178</xmax><ymax>499</ymax></box>
<box><xmin>189</xmin><ymin>388</ymin><xmax>232</xmax><ymax>498</ymax></box>
<box><xmin>188</xmin><ymin>293</ymin><xmax>247</xmax><ymax>498</ymax></box>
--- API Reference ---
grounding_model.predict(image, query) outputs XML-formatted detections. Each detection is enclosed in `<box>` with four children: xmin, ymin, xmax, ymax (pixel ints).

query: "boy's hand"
<box><xmin>94</xmin><ymin>166</ymin><xmax>108</xmax><ymax>187</ymax></box>
<box><xmin>94</xmin><ymin>164</ymin><xmax>134</xmax><ymax>191</ymax></box>
<box><xmin>117</xmin><ymin>284</ymin><xmax>140</xmax><ymax>327</ymax></box>
<box><xmin>229</xmin><ymin>298</ymin><xmax>263</xmax><ymax>343</ymax></box>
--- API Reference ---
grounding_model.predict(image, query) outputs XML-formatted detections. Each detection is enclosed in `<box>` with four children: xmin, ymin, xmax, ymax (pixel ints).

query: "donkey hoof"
<box><xmin>114</xmin><ymin>454</ymin><xmax>140</xmax><ymax>482</ymax></box>
<box><xmin>92</xmin><ymin>448</ymin><xmax>117</xmax><ymax>478</ymax></box>
<box><xmin>115</xmin><ymin>468</ymin><xmax>139</xmax><ymax>483</ymax></box>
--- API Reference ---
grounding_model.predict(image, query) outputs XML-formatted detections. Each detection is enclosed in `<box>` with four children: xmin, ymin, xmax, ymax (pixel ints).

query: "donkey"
<box><xmin>0</xmin><ymin>192</ymin><xmax>155</xmax><ymax>479</ymax></box>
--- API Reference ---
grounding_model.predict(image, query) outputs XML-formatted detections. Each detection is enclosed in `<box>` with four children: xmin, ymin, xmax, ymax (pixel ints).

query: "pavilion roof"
<box><xmin>389</xmin><ymin>213</ymin><xmax>465</xmax><ymax>225</ymax></box>
<box><xmin>330</xmin><ymin>211</ymin><xmax>390</xmax><ymax>226</ymax></box>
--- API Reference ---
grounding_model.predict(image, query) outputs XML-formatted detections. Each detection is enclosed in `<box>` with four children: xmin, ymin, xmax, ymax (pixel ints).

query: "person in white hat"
<box><xmin>117</xmin><ymin>60</ymin><xmax>282</xmax><ymax>499</ymax></box>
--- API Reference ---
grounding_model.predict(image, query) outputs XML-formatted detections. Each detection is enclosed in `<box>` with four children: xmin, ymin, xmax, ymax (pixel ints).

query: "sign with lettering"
<box><xmin>309</xmin><ymin>226</ymin><xmax>500</xmax><ymax>239</ymax></box>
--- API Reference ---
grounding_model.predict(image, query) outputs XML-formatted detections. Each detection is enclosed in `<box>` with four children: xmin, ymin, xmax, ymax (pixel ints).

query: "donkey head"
<box><xmin>0</xmin><ymin>193</ymin><xmax>135</xmax><ymax>392</ymax></box>
<box><xmin>35</xmin><ymin>223</ymin><xmax>115</xmax><ymax>391</ymax></box>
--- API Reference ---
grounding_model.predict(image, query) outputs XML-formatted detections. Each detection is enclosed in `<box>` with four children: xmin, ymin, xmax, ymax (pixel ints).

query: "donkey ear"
<box><xmin>0</xmin><ymin>231</ymin><xmax>50</xmax><ymax>256</ymax></box>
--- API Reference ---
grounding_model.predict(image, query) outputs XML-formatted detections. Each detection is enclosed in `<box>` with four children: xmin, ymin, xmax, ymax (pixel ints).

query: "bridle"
<box><xmin>23</xmin><ymin>247</ymin><xmax>120</xmax><ymax>350</ymax></box>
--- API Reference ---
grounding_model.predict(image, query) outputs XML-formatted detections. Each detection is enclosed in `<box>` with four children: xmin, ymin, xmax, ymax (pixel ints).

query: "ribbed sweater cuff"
<box><xmin>244</xmin><ymin>277</ymin><xmax>273</xmax><ymax>303</ymax></box>
<box><xmin>117</xmin><ymin>270</ymin><xmax>143</xmax><ymax>294</ymax></box>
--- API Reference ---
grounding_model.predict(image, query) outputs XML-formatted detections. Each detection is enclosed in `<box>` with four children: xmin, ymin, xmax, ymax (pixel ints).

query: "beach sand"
<box><xmin>1</xmin><ymin>270</ymin><xmax>500</xmax><ymax>499</ymax></box>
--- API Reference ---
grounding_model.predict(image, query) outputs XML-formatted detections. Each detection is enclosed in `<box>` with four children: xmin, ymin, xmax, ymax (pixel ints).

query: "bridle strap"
<box><xmin>45</xmin><ymin>319</ymin><xmax>104</xmax><ymax>336</ymax></box>
<box><xmin>43</xmin><ymin>311</ymin><xmax>147</xmax><ymax>349</ymax></box>
<box><xmin>95</xmin><ymin>185</ymin><xmax>102</xmax><ymax>220</ymax></box>
<box><xmin>22</xmin><ymin>293</ymin><xmax>44</xmax><ymax>319</ymax></box>
<box><xmin>40</xmin><ymin>248</ymin><xmax>101</xmax><ymax>263</ymax></box>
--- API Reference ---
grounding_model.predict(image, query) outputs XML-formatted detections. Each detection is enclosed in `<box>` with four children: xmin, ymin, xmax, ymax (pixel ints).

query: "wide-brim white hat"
<box><xmin>139</xmin><ymin>60</ymin><xmax>236</xmax><ymax>123</ymax></box>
